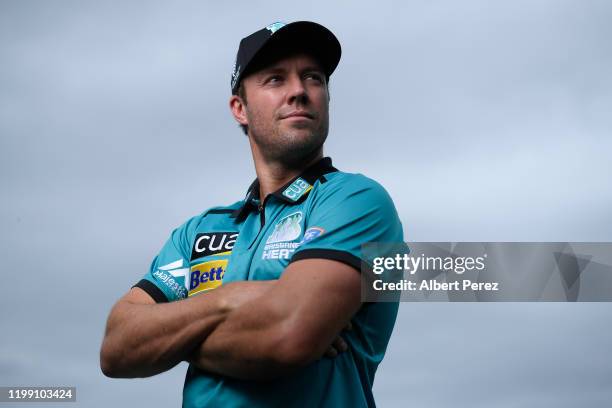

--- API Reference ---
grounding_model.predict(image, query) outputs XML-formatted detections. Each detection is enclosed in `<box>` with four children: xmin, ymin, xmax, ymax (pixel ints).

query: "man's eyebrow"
<box><xmin>258</xmin><ymin>67</ymin><xmax>286</xmax><ymax>75</ymax></box>
<box><xmin>257</xmin><ymin>65</ymin><xmax>325</xmax><ymax>77</ymax></box>
<box><xmin>301</xmin><ymin>66</ymin><xmax>325</xmax><ymax>74</ymax></box>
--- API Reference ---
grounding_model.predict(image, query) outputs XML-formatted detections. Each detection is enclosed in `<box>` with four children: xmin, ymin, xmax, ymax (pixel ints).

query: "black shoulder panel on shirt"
<box><xmin>132</xmin><ymin>279</ymin><xmax>169</xmax><ymax>303</ymax></box>
<box><xmin>207</xmin><ymin>209</ymin><xmax>236</xmax><ymax>215</ymax></box>
<box><xmin>290</xmin><ymin>249</ymin><xmax>362</xmax><ymax>271</ymax></box>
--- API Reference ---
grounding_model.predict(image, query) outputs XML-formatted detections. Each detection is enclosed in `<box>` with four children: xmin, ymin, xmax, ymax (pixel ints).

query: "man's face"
<box><xmin>238</xmin><ymin>53</ymin><xmax>329</xmax><ymax>165</ymax></box>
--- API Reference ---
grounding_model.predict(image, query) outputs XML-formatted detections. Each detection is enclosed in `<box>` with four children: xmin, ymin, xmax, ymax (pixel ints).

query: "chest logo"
<box><xmin>266</xmin><ymin>212</ymin><xmax>303</xmax><ymax>244</ymax></box>
<box><xmin>191</xmin><ymin>232</ymin><xmax>238</xmax><ymax>261</ymax></box>
<box><xmin>262</xmin><ymin>212</ymin><xmax>303</xmax><ymax>261</ymax></box>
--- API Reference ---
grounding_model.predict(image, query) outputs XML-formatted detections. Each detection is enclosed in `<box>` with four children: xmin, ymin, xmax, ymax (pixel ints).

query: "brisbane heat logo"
<box><xmin>266</xmin><ymin>212</ymin><xmax>303</xmax><ymax>244</ymax></box>
<box><xmin>262</xmin><ymin>212</ymin><xmax>303</xmax><ymax>260</ymax></box>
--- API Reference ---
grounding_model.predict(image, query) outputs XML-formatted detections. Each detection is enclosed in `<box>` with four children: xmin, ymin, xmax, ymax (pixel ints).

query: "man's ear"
<box><xmin>229</xmin><ymin>95</ymin><xmax>248</xmax><ymax>127</ymax></box>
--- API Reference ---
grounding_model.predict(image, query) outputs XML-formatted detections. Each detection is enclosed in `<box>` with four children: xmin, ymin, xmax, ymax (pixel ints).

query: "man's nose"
<box><xmin>286</xmin><ymin>75</ymin><xmax>309</xmax><ymax>105</ymax></box>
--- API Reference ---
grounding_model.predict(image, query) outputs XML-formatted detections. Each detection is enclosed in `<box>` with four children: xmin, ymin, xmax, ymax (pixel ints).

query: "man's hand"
<box><xmin>324</xmin><ymin>321</ymin><xmax>352</xmax><ymax>358</ymax></box>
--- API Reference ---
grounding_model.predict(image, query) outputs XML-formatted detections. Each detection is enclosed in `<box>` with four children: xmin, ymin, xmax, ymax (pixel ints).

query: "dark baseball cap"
<box><xmin>230</xmin><ymin>21</ymin><xmax>341</xmax><ymax>94</ymax></box>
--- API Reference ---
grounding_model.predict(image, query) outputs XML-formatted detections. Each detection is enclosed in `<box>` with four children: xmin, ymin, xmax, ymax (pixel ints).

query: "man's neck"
<box><xmin>252</xmin><ymin>149</ymin><xmax>323</xmax><ymax>200</ymax></box>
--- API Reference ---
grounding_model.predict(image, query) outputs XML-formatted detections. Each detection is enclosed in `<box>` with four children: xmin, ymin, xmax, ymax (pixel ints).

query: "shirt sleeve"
<box><xmin>133</xmin><ymin>219</ymin><xmax>194</xmax><ymax>303</ymax></box>
<box><xmin>290</xmin><ymin>175</ymin><xmax>404</xmax><ymax>271</ymax></box>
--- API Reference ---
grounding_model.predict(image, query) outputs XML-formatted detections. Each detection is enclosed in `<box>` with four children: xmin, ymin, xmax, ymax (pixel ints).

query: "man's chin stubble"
<box><xmin>262</xmin><ymin>129</ymin><xmax>326</xmax><ymax>165</ymax></box>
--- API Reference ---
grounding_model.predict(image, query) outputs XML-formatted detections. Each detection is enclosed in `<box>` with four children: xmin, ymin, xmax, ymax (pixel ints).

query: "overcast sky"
<box><xmin>1</xmin><ymin>1</ymin><xmax>611</xmax><ymax>407</ymax></box>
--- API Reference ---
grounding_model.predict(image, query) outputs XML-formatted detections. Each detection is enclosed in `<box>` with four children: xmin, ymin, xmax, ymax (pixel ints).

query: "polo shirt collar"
<box><xmin>231</xmin><ymin>157</ymin><xmax>337</xmax><ymax>220</ymax></box>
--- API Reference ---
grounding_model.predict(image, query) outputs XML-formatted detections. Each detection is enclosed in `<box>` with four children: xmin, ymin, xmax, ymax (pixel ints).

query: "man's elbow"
<box><xmin>100</xmin><ymin>347</ymin><xmax>118</xmax><ymax>378</ymax></box>
<box><xmin>100</xmin><ymin>351</ymin><xmax>146</xmax><ymax>379</ymax></box>
<box><xmin>100</xmin><ymin>360</ymin><xmax>119</xmax><ymax>378</ymax></box>
<box><xmin>272</xmin><ymin>325</ymin><xmax>326</xmax><ymax>368</ymax></box>
<box><xmin>99</xmin><ymin>338</ymin><xmax>137</xmax><ymax>378</ymax></box>
<box><xmin>100</xmin><ymin>340</ymin><xmax>124</xmax><ymax>378</ymax></box>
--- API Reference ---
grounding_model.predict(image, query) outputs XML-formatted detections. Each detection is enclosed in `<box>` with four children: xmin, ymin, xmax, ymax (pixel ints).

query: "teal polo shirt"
<box><xmin>134</xmin><ymin>157</ymin><xmax>403</xmax><ymax>408</ymax></box>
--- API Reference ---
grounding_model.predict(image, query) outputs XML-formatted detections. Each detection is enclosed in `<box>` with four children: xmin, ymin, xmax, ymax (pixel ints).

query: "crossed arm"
<box><xmin>100</xmin><ymin>258</ymin><xmax>361</xmax><ymax>380</ymax></box>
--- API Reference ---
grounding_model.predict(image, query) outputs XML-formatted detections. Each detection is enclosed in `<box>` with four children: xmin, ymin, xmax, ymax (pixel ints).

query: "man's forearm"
<box><xmin>100</xmin><ymin>280</ymin><xmax>275</xmax><ymax>378</ymax></box>
<box><xmin>189</xmin><ymin>305</ymin><xmax>286</xmax><ymax>379</ymax></box>
<box><xmin>188</xmin><ymin>259</ymin><xmax>361</xmax><ymax>380</ymax></box>
<box><xmin>100</xmin><ymin>289</ymin><xmax>230</xmax><ymax>378</ymax></box>
<box><xmin>189</xmin><ymin>294</ymin><xmax>327</xmax><ymax>380</ymax></box>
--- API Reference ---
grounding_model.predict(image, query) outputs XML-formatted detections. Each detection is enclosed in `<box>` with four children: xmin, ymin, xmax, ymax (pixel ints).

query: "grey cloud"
<box><xmin>1</xmin><ymin>1</ymin><xmax>611</xmax><ymax>407</ymax></box>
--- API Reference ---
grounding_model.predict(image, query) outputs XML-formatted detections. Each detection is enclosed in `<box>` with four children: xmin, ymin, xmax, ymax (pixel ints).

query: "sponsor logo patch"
<box><xmin>188</xmin><ymin>259</ymin><xmax>227</xmax><ymax>296</ymax></box>
<box><xmin>282</xmin><ymin>178</ymin><xmax>312</xmax><ymax>202</ymax></box>
<box><xmin>158</xmin><ymin>259</ymin><xmax>189</xmax><ymax>277</ymax></box>
<box><xmin>153</xmin><ymin>260</ymin><xmax>188</xmax><ymax>299</ymax></box>
<box><xmin>191</xmin><ymin>232</ymin><xmax>238</xmax><ymax>261</ymax></box>
<box><xmin>301</xmin><ymin>227</ymin><xmax>325</xmax><ymax>244</ymax></box>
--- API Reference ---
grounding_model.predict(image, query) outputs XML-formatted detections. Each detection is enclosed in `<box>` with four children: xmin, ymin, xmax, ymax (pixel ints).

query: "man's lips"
<box><xmin>280</xmin><ymin>111</ymin><xmax>314</xmax><ymax>120</ymax></box>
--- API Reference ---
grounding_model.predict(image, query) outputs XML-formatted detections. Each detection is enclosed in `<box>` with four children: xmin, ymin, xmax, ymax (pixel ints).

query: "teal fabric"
<box><xmin>136</xmin><ymin>158</ymin><xmax>403</xmax><ymax>408</ymax></box>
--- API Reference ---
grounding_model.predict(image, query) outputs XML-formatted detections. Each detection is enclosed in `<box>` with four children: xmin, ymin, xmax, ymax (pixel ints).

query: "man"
<box><xmin>100</xmin><ymin>21</ymin><xmax>403</xmax><ymax>407</ymax></box>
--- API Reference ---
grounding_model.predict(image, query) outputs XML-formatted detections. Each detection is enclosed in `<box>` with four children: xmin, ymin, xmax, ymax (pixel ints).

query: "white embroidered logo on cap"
<box><xmin>266</xmin><ymin>22</ymin><xmax>286</xmax><ymax>34</ymax></box>
<box><xmin>231</xmin><ymin>61</ymin><xmax>241</xmax><ymax>89</ymax></box>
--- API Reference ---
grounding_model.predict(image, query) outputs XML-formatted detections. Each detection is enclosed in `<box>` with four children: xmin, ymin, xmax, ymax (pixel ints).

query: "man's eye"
<box><xmin>306</xmin><ymin>73</ymin><xmax>324</xmax><ymax>82</ymax></box>
<box><xmin>267</xmin><ymin>75</ymin><xmax>283</xmax><ymax>84</ymax></box>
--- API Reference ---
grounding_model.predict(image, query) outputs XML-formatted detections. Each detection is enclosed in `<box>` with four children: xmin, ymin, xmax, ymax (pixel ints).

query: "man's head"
<box><xmin>228</xmin><ymin>22</ymin><xmax>341</xmax><ymax>166</ymax></box>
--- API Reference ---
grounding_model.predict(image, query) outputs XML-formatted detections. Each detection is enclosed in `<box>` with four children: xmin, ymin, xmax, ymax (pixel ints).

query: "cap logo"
<box><xmin>265</xmin><ymin>22</ymin><xmax>286</xmax><ymax>34</ymax></box>
<box><xmin>231</xmin><ymin>60</ymin><xmax>241</xmax><ymax>89</ymax></box>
